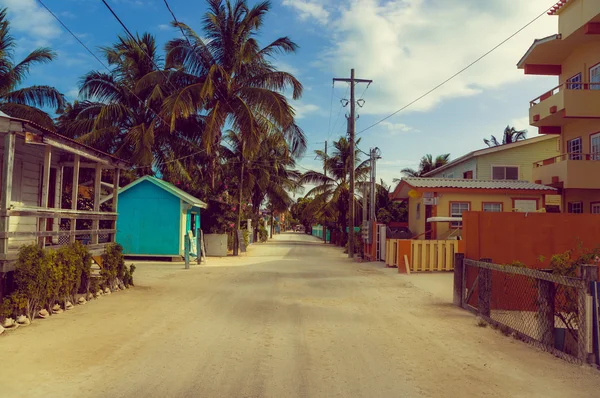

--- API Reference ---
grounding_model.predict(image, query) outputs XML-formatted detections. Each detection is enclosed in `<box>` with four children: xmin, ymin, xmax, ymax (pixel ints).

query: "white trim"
<box><xmin>180</xmin><ymin>199</ymin><xmax>186</xmax><ymax>256</ymax></box>
<box><xmin>490</xmin><ymin>164</ymin><xmax>520</xmax><ymax>180</ymax></box>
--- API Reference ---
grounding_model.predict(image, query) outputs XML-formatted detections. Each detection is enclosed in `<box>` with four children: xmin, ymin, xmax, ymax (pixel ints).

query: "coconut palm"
<box><xmin>401</xmin><ymin>153</ymin><xmax>450</xmax><ymax>177</ymax></box>
<box><xmin>0</xmin><ymin>8</ymin><xmax>65</xmax><ymax>130</ymax></box>
<box><xmin>301</xmin><ymin>136</ymin><xmax>370</xmax><ymax>245</ymax></box>
<box><xmin>57</xmin><ymin>33</ymin><xmax>203</xmax><ymax>175</ymax></box>
<box><xmin>484</xmin><ymin>125</ymin><xmax>527</xmax><ymax>147</ymax></box>
<box><xmin>161</xmin><ymin>0</ymin><xmax>306</xmax><ymax>188</ymax></box>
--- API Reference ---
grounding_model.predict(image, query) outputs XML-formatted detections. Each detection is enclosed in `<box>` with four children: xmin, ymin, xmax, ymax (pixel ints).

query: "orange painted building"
<box><xmin>518</xmin><ymin>0</ymin><xmax>600</xmax><ymax>213</ymax></box>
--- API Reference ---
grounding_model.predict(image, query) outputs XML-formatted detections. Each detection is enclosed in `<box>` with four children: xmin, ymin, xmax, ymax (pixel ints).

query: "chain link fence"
<box><xmin>455</xmin><ymin>257</ymin><xmax>595</xmax><ymax>364</ymax></box>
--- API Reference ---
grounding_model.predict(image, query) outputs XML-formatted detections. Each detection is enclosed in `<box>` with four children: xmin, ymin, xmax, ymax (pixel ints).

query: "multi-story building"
<box><xmin>518</xmin><ymin>0</ymin><xmax>600</xmax><ymax>213</ymax></box>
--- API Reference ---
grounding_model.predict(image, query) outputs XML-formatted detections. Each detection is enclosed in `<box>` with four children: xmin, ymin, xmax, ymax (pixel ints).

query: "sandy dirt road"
<box><xmin>1</xmin><ymin>233</ymin><xmax>600</xmax><ymax>398</ymax></box>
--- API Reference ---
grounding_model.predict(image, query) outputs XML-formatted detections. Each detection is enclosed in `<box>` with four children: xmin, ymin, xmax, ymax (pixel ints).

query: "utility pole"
<box><xmin>370</xmin><ymin>148</ymin><xmax>381</xmax><ymax>222</ymax></box>
<box><xmin>333</xmin><ymin>69</ymin><xmax>372</xmax><ymax>258</ymax></box>
<box><xmin>323</xmin><ymin>140</ymin><xmax>328</xmax><ymax>244</ymax></box>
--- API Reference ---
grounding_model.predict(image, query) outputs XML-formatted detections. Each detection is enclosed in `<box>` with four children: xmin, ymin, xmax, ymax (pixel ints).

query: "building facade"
<box><xmin>518</xmin><ymin>0</ymin><xmax>600</xmax><ymax>213</ymax></box>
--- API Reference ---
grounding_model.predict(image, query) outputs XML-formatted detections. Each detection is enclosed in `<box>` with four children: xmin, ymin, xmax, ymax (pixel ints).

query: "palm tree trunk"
<box><xmin>234</xmin><ymin>144</ymin><xmax>245</xmax><ymax>256</ymax></box>
<box><xmin>270</xmin><ymin>204</ymin><xmax>274</xmax><ymax>239</ymax></box>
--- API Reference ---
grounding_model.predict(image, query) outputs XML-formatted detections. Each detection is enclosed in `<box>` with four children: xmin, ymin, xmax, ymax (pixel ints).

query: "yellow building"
<box><xmin>390</xmin><ymin>178</ymin><xmax>557</xmax><ymax>240</ymax></box>
<box><xmin>518</xmin><ymin>0</ymin><xmax>600</xmax><ymax>213</ymax></box>
<box><xmin>423</xmin><ymin>135</ymin><xmax>559</xmax><ymax>181</ymax></box>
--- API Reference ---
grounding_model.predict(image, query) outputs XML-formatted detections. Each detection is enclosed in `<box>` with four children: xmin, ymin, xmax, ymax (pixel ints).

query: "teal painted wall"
<box><xmin>116</xmin><ymin>180</ymin><xmax>182</xmax><ymax>256</ymax></box>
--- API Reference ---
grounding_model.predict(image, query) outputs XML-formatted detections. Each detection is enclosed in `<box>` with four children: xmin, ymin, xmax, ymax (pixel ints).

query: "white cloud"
<box><xmin>66</xmin><ymin>87</ymin><xmax>79</xmax><ymax>101</ymax></box>
<box><xmin>293</xmin><ymin>102</ymin><xmax>320</xmax><ymax>119</ymax></box>
<box><xmin>1</xmin><ymin>0</ymin><xmax>62</xmax><ymax>45</ymax></box>
<box><xmin>379</xmin><ymin>121</ymin><xmax>418</xmax><ymax>135</ymax></box>
<box><xmin>282</xmin><ymin>0</ymin><xmax>329</xmax><ymax>25</ymax></box>
<box><xmin>158</xmin><ymin>24</ymin><xmax>171</xmax><ymax>31</ymax></box>
<box><xmin>509</xmin><ymin>116</ymin><xmax>533</xmax><ymax>135</ymax></box>
<box><xmin>319</xmin><ymin>0</ymin><xmax>557</xmax><ymax>116</ymax></box>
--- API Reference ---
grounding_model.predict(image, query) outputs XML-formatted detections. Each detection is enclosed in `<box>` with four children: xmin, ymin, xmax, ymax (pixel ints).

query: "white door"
<box><xmin>590</xmin><ymin>64</ymin><xmax>600</xmax><ymax>90</ymax></box>
<box><xmin>591</xmin><ymin>133</ymin><xmax>600</xmax><ymax>160</ymax></box>
<box><xmin>514</xmin><ymin>200</ymin><xmax>537</xmax><ymax>212</ymax></box>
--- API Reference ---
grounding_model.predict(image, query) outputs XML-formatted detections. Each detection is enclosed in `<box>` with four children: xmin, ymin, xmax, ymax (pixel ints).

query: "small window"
<box><xmin>591</xmin><ymin>203</ymin><xmax>600</xmax><ymax>214</ymax></box>
<box><xmin>568</xmin><ymin>202</ymin><xmax>583</xmax><ymax>214</ymax></box>
<box><xmin>483</xmin><ymin>203</ymin><xmax>502</xmax><ymax>212</ymax></box>
<box><xmin>463</xmin><ymin>170</ymin><xmax>473</xmax><ymax>179</ymax></box>
<box><xmin>567</xmin><ymin>73</ymin><xmax>582</xmax><ymax>90</ymax></box>
<box><xmin>450</xmin><ymin>202</ymin><xmax>470</xmax><ymax>228</ymax></box>
<box><xmin>492</xmin><ymin>166</ymin><xmax>519</xmax><ymax>180</ymax></box>
<box><xmin>568</xmin><ymin>138</ymin><xmax>582</xmax><ymax>160</ymax></box>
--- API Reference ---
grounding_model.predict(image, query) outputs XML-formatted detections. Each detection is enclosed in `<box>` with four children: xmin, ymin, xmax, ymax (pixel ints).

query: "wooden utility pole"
<box><xmin>333</xmin><ymin>69</ymin><xmax>372</xmax><ymax>258</ymax></box>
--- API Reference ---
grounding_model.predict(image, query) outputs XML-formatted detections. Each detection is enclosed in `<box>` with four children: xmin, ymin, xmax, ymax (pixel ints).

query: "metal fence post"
<box><xmin>478</xmin><ymin>258</ymin><xmax>492</xmax><ymax>317</ymax></box>
<box><xmin>196</xmin><ymin>228</ymin><xmax>201</xmax><ymax>265</ymax></box>
<box><xmin>578</xmin><ymin>264</ymin><xmax>598</xmax><ymax>363</ymax></box>
<box><xmin>184</xmin><ymin>234</ymin><xmax>190</xmax><ymax>269</ymax></box>
<box><xmin>537</xmin><ymin>279</ymin><xmax>555</xmax><ymax>346</ymax></box>
<box><xmin>454</xmin><ymin>253</ymin><xmax>465</xmax><ymax>307</ymax></box>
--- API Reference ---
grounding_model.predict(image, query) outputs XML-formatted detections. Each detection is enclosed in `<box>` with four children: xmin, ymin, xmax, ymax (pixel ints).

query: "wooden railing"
<box><xmin>385</xmin><ymin>238</ymin><xmax>462</xmax><ymax>272</ymax></box>
<box><xmin>530</xmin><ymin>82</ymin><xmax>600</xmax><ymax>107</ymax></box>
<box><xmin>533</xmin><ymin>153</ymin><xmax>600</xmax><ymax>167</ymax></box>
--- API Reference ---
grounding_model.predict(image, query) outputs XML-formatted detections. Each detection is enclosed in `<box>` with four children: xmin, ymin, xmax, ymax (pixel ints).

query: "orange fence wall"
<box><xmin>463</xmin><ymin>211</ymin><xmax>600</xmax><ymax>269</ymax></box>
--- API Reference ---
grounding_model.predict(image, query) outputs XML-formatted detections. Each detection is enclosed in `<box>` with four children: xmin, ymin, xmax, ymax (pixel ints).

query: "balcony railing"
<box><xmin>530</xmin><ymin>83</ymin><xmax>600</xmax><ymax>107</ymax></box>
<box><xmin>533</xmin><ymin>153</ymin><xmax>600</xmax><ymax>167</ymax></box>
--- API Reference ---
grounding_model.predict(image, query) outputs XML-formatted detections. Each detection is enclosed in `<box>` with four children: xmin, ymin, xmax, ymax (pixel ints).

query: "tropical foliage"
<box><xmin>400</xmin><ymin>153</ymin><xmax>450</xmax><ymax>178</ymax></box>
<box><xmin>0</xmin><ymin>8</ymin><xmax>65</xmax><ymax>130</ymax></box>
<box><xmin>484</xmin><ymin>125</ymin><xmax>527</xmax><ymax>147</ymax></box>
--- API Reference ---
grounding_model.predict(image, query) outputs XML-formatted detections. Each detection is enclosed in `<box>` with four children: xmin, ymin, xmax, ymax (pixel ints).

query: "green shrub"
<box><xmin>258</xmin><ymin>225</ymin><xmax>268</xmax><ymax>243</ymax></box>
<box><xmin>9</xmin><ymin>244</ymin><xmax>48</xmax><ymax>321</ymax></box>
<box><xmin>101</xmin><ymin>243</ymin><xmax>126</xmax><ymax>289</ymax></box>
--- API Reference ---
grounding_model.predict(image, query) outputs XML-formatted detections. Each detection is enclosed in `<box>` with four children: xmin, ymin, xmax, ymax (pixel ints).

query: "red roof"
<box><xmin>548</xmin><ymin>0</ymin><xmax>570</xmax><ymax>15</ymax></box>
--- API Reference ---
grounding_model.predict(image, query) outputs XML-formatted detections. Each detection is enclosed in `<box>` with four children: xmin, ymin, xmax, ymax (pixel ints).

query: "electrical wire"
<box><xmin>326</xmin><ymin>83</ymin><xmax>334</xmax><ymax>141</ymax></box>
<box><xmin>357</xmin><ymin>4</ymin><xmax>554</xmax><ymax>135</ymax></box>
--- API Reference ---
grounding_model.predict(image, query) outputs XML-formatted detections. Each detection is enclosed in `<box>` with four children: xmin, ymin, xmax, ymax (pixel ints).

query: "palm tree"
<box><xmin>301</xmin><ymin>137</ymin><xmax>370</xmax><ymax>245</ymax></box>
<box><xmin>484</xmin><ymin>125</ymin><xmax>527</xmax><ymax>147</ymax></box>
<box><xmin>57</xmin><ymin>33</ymin><xmax>202</xmax><ymax>175</ymax></box>
<box><xmin>161</xmin><ymin>0</ymin><xmax>305</xmax><ymax>188</ymax></box>
<box><xmin>401</xmin><ymin>153</ymin><xmax>450</xmax><ymax>177</ymax></box>
<box><xmin>0</xmin><ymin>8</ymin><xmax>65</xmax><ymax>130</ymax></box>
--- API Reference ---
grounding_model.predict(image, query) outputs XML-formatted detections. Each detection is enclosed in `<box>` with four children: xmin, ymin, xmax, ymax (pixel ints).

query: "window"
<box><xmin>590</xmin><ymin>64</ymin><xmax>600</xmax><ymax>90</ymax></box>
<box><xmin>592</xmin><ymin>133</ymin><xmax>600</xmax><ymax>160</ymax></box>
<box><xmin>492</xmin><ymin>166</ymin><xmax>519</xmax><ymax>180</ymax></box>
<box><xmin>567</xmin><ymin>73</ymin><xmax>582</xmax><ymax>90</ymax></box>
<box><xmin>568</xmin><ymin>202</ymin><xmax>583</xmax><ymax>214</ymax></box>
<box><xmin>450</xmin><ymin>202</ymin><xmax>470</xmax><ymax>228</ymax></box>
<box><xmin>483</xmin><ymin>203</ymin><xmax>502</xmax><ymax>212</ymax></box>
<box><xmin>567</xmin><ymin>137</ymin><xmax>582</xmax><ymax>160</ymax></box>
<box><xmin>591</xmin><ymin>203</ymin><xmax>600</xmax><ymax>214</ymax></box>
<box><xmin>463</xmin><ymin>170</ymin><xmax>473</xmax><ymax>179</ymax></box>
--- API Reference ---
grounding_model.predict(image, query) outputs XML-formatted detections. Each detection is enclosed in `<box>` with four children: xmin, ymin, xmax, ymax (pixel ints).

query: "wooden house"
<box><xmin>102</xmin><ymin>176</ymin><xmax>207</xmax><ymax>258</ymax></box>
<box><xmin>0</xmin><ymin>111</ymin><xmax>129</xmax><ymax>281</ymax></box>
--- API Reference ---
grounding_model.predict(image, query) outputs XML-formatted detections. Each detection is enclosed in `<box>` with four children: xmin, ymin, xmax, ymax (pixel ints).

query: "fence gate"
<box><xmin>377</xmin><ymin>224</ymin><xmax>386</xmax><ymax>261</ymax></box>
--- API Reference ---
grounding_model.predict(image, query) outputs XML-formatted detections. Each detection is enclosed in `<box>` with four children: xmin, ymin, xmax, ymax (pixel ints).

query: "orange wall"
<box><xmin>463</xmin><ymin>211</ymin><xmax>600</xmax><ymax>268</ymax></box>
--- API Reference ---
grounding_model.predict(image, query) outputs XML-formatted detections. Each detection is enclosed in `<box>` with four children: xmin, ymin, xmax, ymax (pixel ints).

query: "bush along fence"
<box><xmin>454</xmin><ymin>253</ymin><xmax>599</xmax><ymax>364</ymax></box>
<box><xmin>0</xmin><ymin>242</ymin><xmax>134</xmax><ymax>334</ymax></box>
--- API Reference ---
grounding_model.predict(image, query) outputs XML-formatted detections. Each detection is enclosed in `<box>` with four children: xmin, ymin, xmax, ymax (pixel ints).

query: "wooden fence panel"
<box><xmin>410</xmin><ymin>240</ymin><xmax>458</xmax><ymax>272</ymax></box>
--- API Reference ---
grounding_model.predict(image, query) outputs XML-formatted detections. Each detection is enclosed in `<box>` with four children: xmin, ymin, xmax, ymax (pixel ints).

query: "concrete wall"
<box><xmin>559</xmin><ymin>0</ymin><xmax>600</xmax><ymax>38</ymax></box>
<box><xmin>463</xmin><ymin>211</ymin><xmax>600</xmax><ymax>268</ymax></box>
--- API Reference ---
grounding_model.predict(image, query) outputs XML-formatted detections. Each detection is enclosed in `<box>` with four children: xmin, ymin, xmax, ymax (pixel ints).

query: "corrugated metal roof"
<box><xmin>403</xmin><ymin>177</ymin><xmax>557</xmax><ymax>191</ymax></box>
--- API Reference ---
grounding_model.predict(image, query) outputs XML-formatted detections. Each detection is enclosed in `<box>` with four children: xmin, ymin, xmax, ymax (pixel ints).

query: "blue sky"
<box><xmin>2</xmin><ymin>0</ymin><xmax>560</xmax><ymax>188</ymax></box>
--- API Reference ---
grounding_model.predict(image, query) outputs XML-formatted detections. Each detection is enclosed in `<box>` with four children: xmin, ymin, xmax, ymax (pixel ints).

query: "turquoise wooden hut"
<box><xmin>105</xmin><ymin>176</ymin><xmax>207</xmax><ymax>258</ymax></box>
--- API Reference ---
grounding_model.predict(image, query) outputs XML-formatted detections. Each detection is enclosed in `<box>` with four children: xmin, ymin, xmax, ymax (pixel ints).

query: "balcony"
<box><xmin>532</xmin><ymin>153</ymin><xmax>600</xmax><ymax>189</ymax></box>
<box><xmin>529</xmin><ymin>83</ymin><xmax>600</xmax><ymax>129</ymax></box>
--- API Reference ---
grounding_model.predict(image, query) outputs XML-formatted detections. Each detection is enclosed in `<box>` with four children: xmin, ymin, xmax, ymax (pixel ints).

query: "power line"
<box><xmin>37</xmin><ymin>0</ymin><xmax>208</xmax><ymax>167</ymax></box>
<box><xmin>357</xmin><ymin>4</ymin><xmax>554</xmax><ymax>135</ymax></box>
<box><xmin>329</xmin><ymin>84</ymin><xmax>350</xmax><ymax>141</ymax></box>
<box><xmin>326</xmin><ymin>83</ymin><xmax>334</xmax><ymax>141</ymax></box>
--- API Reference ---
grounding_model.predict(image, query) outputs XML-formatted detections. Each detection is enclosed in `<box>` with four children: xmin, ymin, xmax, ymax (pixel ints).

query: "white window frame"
<box><xmin>568</xmin><ymin>201</ymin><xmax>583</xmax><ymax>214</ymax></box>
<box><xmin>567</xmin><ymin>137</ymin><xmax>582</xmax><ymax>160</ymax></box>
<box><xmin>450</xmin><ymin>202</ymin><xmax>470</xmax><ymax>228</ymax></box>
<box><xmin>491</xmin><ymin>165</ymin><xmax>520</xmax><ymax>180</ymax></box>
<box><xmin>592</xmin><ymin>203</ymin><xmax>600</xmax><ymax>214</ymax></box>
<box><xmin>591</xmin><ymin>133</ymin><xmax>600</xmax><ymax>161</ymax></box>
<box><xmin>483</xmin><ymin>203</ymin><xmax>503</xmax><ymax>212</ymax></box>
<box><xmin>567</xmin><ymin>72</ymin><xmax>582</xmax><ymax>90</ymax></box>
<box><xmin>590</xmin><ymin>64</ymin><xmax>600</xmax><ymax>90</ymax></box>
